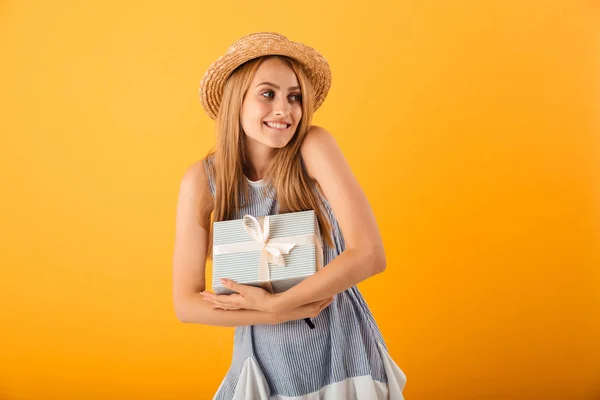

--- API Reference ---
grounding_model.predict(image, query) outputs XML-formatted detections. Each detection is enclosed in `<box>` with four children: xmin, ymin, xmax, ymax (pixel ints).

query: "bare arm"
<box><xmin>172</xmin><ymin>160</ymin><xmax>277</xmax><ymax>326</ymax></box>
<box><xmin>271</xmin><ymin>126</ymin><xmax>387</xmax><ymax>312</ymax></box>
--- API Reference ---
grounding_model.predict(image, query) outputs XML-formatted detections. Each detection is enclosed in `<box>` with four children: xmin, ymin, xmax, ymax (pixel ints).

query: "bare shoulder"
<box><xmin>300</xmin><ymin>125</ymin><xmax>336</xmax><ymax>154</ymax></box>
<box><xmin>172</xmin><ymin>158</ymin><xmax>214</xmax><ymax>310</ymax></box>
<box><xmin>300</xmin><ymin>125</ymin><xmax>343</xmax><ymax>181</ymax></box>
<box><xmin>180</xmin><ymin>159</ymin><xmax>208</xmax><ymax>191</ymax></box>
<box><xmin>177</xmin><ymin>158</ymin><xmax>213</xmax><ymax>228</ymax></box>
<box><xmin>299</xmin><ymin>125</ymin><xmax>385</xmax><ymax>261</ymax></box>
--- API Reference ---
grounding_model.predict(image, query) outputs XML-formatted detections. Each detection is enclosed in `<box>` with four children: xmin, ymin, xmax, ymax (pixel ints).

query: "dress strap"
<box><xmin>203</xmin><ymin>155</ymin><xmax>217</xmax><ymax>198</ymax></box>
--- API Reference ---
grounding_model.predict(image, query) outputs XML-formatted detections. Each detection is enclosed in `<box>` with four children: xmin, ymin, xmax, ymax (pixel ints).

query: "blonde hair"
<box><xmin>204</xmin><ymin>55</ymin><xmax>333</xmax><ymax>257</ymax></box>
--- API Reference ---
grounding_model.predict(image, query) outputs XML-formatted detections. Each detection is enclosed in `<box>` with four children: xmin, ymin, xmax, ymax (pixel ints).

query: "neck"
<box><xmin>244</xmin><ymin>136</ymin><xmax>274</xmax><ymax>181</ymax></box>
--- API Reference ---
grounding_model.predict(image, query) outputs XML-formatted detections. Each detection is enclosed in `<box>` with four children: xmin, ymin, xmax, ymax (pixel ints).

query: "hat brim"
<box><xmin>199</xmin><ymin>33</ymin><xmax>331</xmax><ymax>120</ymax></box>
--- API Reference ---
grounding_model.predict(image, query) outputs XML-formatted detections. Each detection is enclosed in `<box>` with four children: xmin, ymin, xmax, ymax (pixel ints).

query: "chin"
<box><xmin>265</xmin><ymin>140</ymin><xmax>291</xmax><ymax>149</ymax></box>
<box><xmin>262</xmin><ymin>133</ymin><xmax>295</xmax><ymax>149</ymax></box>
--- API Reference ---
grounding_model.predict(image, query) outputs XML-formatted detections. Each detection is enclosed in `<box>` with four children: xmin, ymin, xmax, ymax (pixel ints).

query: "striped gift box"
<box><xmin>212</xmin><ymin>210</ymin><xmax>324</xmax><ymax>295</ymax></box>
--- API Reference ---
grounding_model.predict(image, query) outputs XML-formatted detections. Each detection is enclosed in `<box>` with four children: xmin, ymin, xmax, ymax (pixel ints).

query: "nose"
<box><xmin>273</xmin><ymin>96</ymin><xmax>291</xmax><ymax>116</ymax></box>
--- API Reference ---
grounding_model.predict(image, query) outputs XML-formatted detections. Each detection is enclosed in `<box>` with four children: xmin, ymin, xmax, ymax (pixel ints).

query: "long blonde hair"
<box><xmin>204</xmin><ymin>55</ymin><xmax>333</xmax><ymax>257</ymax></box>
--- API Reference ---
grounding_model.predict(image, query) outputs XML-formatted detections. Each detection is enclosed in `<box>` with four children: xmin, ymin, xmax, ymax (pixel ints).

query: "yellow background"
<box><xmin>1</xmin><ymin>0</ymin><xmax>599</xmax><ymax>399</ymax></box>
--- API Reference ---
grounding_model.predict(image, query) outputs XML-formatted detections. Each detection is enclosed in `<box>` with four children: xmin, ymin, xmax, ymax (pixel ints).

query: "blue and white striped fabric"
<box><xmin>204</xmin><ymin>156</ymin><xmax>407</xmax><ymax>400</ymax></box>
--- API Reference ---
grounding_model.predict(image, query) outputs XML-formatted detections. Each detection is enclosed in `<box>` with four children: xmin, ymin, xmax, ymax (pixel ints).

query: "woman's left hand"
<box><xmin>201</xmin><ymin>279</ymin><xmax>277</xmax><ymax>312</ymax></box>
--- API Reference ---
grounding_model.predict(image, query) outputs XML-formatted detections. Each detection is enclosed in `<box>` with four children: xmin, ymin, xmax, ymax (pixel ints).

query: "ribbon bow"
<box><xmin>243</xmin><ymin>215</ymin><xmax>297</xmax><ymax>284</ymax></box>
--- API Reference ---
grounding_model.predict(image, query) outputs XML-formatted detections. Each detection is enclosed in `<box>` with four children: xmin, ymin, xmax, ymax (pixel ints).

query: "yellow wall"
<box><xmin>1</xmin><ymin>1</ymin><xmax>598</xmax><ymax>399</ymax></box>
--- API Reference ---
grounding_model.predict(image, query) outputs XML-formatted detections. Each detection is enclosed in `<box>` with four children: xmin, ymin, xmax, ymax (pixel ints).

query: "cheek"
<box><xmin>293</xmin><ymin>106</ymin><xmax>302</xmax><ymax>124</ymax></box>
<box><xmin>241</xmin><ymin>103</ymin><xmax>264</xmax><ymax>130</ymax></box>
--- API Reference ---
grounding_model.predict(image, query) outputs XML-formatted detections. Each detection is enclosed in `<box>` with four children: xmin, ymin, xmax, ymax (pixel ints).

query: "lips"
<box><xmin>264</xmin><ymin>121</ymin><xmax>291</xmax><ymax>130</ymax></box>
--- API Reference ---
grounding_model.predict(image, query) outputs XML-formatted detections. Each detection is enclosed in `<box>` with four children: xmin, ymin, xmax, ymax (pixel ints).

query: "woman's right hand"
<box><xmin>272</xmin><ymin>297</ymin><xmax>334</xmax><ymax>324</ymax></box>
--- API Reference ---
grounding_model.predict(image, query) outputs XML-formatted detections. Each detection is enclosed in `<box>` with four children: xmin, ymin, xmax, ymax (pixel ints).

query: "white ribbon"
<box><xmin>213</xmin><ymin>214</ymin><xmax>322</xmax><ymax>286</ymax></box>
<box><xmin>243</xmin><ymin>214</ymin><xmax>296</xmax><ymax>283</ymax></box>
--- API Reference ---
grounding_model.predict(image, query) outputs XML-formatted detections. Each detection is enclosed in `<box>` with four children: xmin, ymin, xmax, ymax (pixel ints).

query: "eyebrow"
<box><xmin>256</xmin><ymin>81</ymin><xmax>301</xmax><ymax>91</ymax></box>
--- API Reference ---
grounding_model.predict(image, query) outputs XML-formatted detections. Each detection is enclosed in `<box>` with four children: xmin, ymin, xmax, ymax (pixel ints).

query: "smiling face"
<box><xmin>240</xmin><ymin>57</ymin><xmax>303</xmax><ymax>150</ymax></box>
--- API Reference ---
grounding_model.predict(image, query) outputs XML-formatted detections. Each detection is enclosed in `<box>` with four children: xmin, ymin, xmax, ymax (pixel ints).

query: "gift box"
<box><xmin>212</xmin><ymin>210</ymin><xmax>324</xmax><ymax>295</ymax></box>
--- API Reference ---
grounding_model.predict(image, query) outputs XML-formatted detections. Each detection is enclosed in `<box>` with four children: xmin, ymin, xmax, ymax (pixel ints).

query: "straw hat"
<box><xmin>199</xmin><ymin>32</ymin><xmax>332</xmax><ymax>120</ymax></box>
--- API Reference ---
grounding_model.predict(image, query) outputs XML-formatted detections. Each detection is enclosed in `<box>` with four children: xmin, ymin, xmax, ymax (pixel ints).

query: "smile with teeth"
<box><xmin>264</xmin><ymin>121</ymin><xmax>290</xmax><ymax>130</ymax></box>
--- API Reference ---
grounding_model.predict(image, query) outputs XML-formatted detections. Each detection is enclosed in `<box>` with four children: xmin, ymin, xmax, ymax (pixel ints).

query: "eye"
<box><xmin>289</xmin><ymin>94</ymin><xmax>302</xmax><ymax>102</ymax></box>
<box><xmin>261</xmin><ymin>90</ymin><xmax>274</xmax><ymax>99</ymax></box>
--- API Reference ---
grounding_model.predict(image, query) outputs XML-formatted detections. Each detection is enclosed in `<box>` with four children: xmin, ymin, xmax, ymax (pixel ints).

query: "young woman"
<box><xmin>172</xmin><ymin>32</ymin><xmax>407</xmax><ymax>399</ymax></box>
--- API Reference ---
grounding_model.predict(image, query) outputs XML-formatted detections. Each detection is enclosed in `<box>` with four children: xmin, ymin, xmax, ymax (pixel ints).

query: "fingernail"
<box><xmin>220</xmin><ymin>278</ymin><xmax>227</xmax><ymax>284</ymax></box>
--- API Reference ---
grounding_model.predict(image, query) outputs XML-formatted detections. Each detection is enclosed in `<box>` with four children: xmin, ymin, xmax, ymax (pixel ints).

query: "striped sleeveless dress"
<box><xmin>204</xmin><ymin>156</ymin><xmax>407</xmax><ymax>400</ymax></box>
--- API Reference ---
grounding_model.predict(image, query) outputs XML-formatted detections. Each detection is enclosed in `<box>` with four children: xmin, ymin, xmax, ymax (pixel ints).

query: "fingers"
<box><xmin>319</xmin><ymin>297</ymin><xmax>334</xmax><ymax>311</ymax></box>
<box><xmin>212</xmin><ymin>305</ymin><xmax>242</xmax><ymax>311</ymax></box>
<box><xmin>318</xmin><ymin>297</ymin><xmax>334</xmax><ymax>307</ymax></box>
<box><xmin>210</xmin><ymin>300</ymin><xmax>236</xmax><ymax>310</ymax></box>
<box><xmin>208</xmin><ymin>298</ymin><xmax>242</xmax><ymax>311</ymax></box>
<box><xmin>303</xmin><ymin>297</ymin><xmax>335</xmax><ymax>318</ymax></box>
<box><xmin>220</xmin><ymin>278</ymin><xmax>245</xmax><ymax>294</ymax></box>
<box><xmin>201</xmin><ymin>291</ymin><xmax>245</xmax><ymax>310</ymax></box>
<box><xmin>303</xmin><ymin>297</ymin><xmax>333</xmax><ymax>311</ymax></box>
